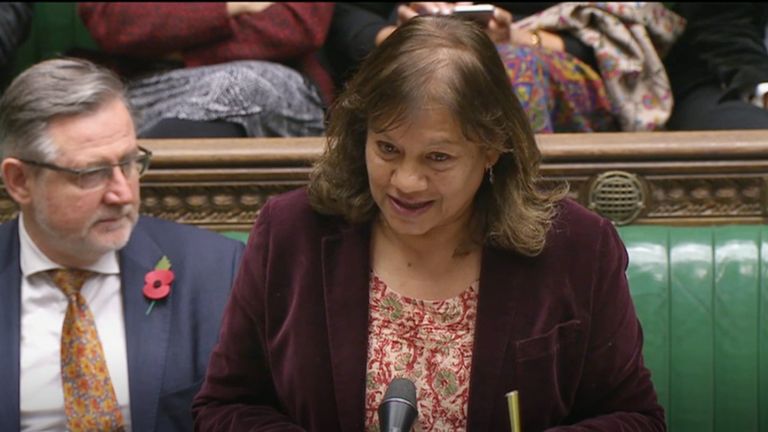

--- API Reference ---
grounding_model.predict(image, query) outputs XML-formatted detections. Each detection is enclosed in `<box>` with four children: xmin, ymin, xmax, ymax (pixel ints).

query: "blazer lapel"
<box><xmin>467</xmin><ymin>247</ymin><xmax>533</xmax><ymax>431</ymax></box>
<box><xmin>0</xmin><ymin>219</ymin><xmax>21</xmax><ymax>431</ymax></box>
<box><xmin>119</xmin><ymin>221</ymin><xmax>170</xmax><ymax>432</ymax></box>
<box><xmin>321</xmin><ymin>223</ymin><xmax>371</xmax><ymax>432</ymax></box>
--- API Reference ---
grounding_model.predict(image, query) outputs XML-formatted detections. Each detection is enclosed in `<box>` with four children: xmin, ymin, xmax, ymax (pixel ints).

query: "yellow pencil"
<box><xmin>505</xmin><ymin>390</ymin><xmax>521</xmax><ymax>432</ymax></box>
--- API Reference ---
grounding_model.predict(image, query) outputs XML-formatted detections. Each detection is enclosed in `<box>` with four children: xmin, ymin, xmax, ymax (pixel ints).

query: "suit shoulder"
<box><xmin>557</xmin><ymin>198</ymin><xmax>605</xmax><ymax>226</ymax></box>
<box><xmin>263</xmin><ymin>187</ymin><xmax>316</xmax><ymax>218</ymax></box>
<box><xmin>0</xmin><ymin>219</ymin><xmax>20</xmax><ymax>272</ymax></box>
<box><xmin>547</xmin><ymin>198</ymin><xmax>612</xmax><ymax>246</ymax></box>
<box><xmin>0</xmin><ymin>218</ymin><xmax>18</xmax><ymax>239</ymax></box>
<box><xmin>260</xmin><ymin>187</ymin><xmax>346</xmax><ymax>234</ymax></box>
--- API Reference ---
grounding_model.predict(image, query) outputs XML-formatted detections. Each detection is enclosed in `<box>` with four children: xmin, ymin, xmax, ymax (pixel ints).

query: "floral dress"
<box><xmin>364</xmin><ymin>273</ymin><xmax>479</xmax><ymax>431</ymax></box>
<box><xmin>499</xmin><ymin>44</ymin><xmax>618</xmax><ymax>133</ymax></box>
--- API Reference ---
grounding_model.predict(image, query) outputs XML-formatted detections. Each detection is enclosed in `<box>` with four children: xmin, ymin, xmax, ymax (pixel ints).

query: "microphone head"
<box><xmin>378</xmin><ymin>378</ymin><xmax>418</xmax><ymax>432</ymax></box>
<box><xmin>382</xmin><ymin>377</ymin><xmax>417</xmax><ymax>408</ymax></box>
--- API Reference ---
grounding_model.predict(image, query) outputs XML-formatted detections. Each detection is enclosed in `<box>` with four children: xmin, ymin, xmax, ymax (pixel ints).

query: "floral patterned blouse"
<box><xmin>364</xmin><ymin>272</ymin><xmax>479</xmax><ymax>431</ymax></box>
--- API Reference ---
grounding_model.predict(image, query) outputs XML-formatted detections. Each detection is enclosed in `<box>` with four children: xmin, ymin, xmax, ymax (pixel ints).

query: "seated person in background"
<box><xmin>0</xmin><ymin>3</ymin><xmax>34</xmax><ymax>91</ymax></box>
<box><xmin>78</xmin><ymin>2</ymin><xmax>334</xmax><ymax>138</ymax></box>
<box><xmin>323</xmin><ymin>2</ymin><xmax>617</xmax><ymax>133</ymax></box>
<box><xmin>665</xmin><ymin>3</ymin><xmax>768</xmax><ymax>130</ymax></box>
<box><xmin>321</xmin><ymin>2</ymin><xmax>396</xmax><ymax>91</ymax></box>
<box><xmin>325</xmin><ymin>2</ymin><xmax>685</xmax><ymax>133</ymax></box>
<box><xmin>0</xmin><ymin>58</ymin><xmax>244</xmax><ymax>431</ymax></box>
<box><xmin>193</xmin><ymin>16</ymin><xmax>664</xmax><ymax>431</ymax></box>
<box><xmin>508</xmin><ymin>2</ymin><xmax>685</xmax><ymax>132</ymax></box>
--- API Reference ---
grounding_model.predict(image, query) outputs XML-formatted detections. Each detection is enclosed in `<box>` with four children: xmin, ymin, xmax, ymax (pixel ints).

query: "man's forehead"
<box><xmin>47</xmin><ymin>102</ymin><xmax>137</xmax><ymax>164</ymax></box>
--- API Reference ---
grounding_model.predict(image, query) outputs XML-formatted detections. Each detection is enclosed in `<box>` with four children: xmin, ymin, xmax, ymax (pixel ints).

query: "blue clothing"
<box><xmin>0</xmin><ymin>215</ymin><xmax>244</xmax><ymax>431</ymax></box>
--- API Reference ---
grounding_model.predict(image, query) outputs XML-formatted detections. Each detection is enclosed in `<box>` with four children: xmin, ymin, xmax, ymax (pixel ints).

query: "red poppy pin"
<box><xmin>144</xmin><ymin>255</ymin><xmax>173</xmax><ymax>315</ymax></box>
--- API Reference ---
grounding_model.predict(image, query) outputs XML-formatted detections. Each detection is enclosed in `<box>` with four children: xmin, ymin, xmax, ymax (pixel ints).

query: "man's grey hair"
<box><xmin>0</xmin><ymin>57</ymin><xmax>129</xmax><ymax>162</ymax></box>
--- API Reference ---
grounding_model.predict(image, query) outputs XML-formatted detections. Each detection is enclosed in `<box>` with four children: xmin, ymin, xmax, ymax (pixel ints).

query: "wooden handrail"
<box><xmin>143</xmin><ymin>130</ymin><xmax>768</xmax><ymax>166</ymax></box>
<box><xmin>3</xmin><ymin>130</ymin><xmax>768</xmax><ymax>229</ymax></box>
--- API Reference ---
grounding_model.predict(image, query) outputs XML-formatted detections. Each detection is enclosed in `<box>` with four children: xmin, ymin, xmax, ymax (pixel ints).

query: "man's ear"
<box><xmin>1</xmin><ymin>158</ymin><xmax>34</xmax><ymax>205</ymax></box>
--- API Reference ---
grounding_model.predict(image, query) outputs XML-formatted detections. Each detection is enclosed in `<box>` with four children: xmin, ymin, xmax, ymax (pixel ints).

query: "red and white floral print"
<box><xmin>364</xmin><ymin>273</ymin><xmax>478</xmax><ymax>431</ymax></box>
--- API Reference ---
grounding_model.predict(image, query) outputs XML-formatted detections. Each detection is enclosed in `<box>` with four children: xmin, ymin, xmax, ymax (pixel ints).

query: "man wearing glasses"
<box><xmin>0</xmin><ymin>58</ymin><xmax>244</xmax><ymax>431</ymax></box>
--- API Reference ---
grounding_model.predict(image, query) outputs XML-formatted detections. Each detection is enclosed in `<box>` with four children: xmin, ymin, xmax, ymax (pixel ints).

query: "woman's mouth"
<box><xmin>388</xmin><ymin>195</ymin><xmax>434</xmax><ymax>216</ymax></box>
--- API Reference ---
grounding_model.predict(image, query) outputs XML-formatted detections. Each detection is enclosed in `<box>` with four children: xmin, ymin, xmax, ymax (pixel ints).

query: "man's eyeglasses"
<box><xmin>18</xmin><ymin>146</ymin><xmax>152</xmax><ymax>190</ymax></box>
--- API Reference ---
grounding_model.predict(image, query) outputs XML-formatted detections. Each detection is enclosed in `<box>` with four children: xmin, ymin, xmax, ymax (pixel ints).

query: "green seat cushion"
<box><xmin>620</xmin><ymin>225</ymin><xmax>768</xmax><ymax>432</ymax></box>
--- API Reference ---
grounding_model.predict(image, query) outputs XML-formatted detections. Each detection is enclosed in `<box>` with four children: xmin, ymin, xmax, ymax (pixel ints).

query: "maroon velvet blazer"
<box><xmin>193</xmin><ymin>188</ymin><xmax>665</xmax><ymax>431</ymax></box>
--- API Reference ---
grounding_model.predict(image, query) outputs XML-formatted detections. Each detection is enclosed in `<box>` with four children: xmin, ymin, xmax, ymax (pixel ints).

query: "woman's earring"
<box><xmin>487</xmin><ymin>165</ymin><xmax>495</xmax><ymax>184</ymax></box>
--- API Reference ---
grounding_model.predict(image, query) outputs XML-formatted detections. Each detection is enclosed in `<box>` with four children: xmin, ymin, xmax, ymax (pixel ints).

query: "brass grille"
<box><xmin>588</xmin><ymin>171</ymin><xmax>646</xmax><ymax>225</ymax></box>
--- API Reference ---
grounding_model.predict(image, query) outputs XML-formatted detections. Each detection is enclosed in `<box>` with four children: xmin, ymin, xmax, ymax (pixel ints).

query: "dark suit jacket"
<box><xmin>0</xmin><ymin>215</ymin><xmax>244</xmax><ymax>431</ymax></box>
<box><xmin>193</xmin><ymin>188</ymin><xmax>665</xmax><ymax>431</ymax></box>
<box><xmin>665</xmin><ymin>3</ymin><xmax>768</xmax><ymax>101</ymax></box>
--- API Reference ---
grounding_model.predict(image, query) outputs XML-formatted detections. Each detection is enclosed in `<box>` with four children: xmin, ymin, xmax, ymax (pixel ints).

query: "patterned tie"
<box><xmin>48</xmin><ymin>269</ymin><xmax>125</xmax><ymax>432</ymax></box>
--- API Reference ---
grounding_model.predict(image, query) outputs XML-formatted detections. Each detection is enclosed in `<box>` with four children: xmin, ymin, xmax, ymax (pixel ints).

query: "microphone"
<box><xmin>378</xmin><ymin>377</ymin><xmax>418</xmax><ymax>432</ymax></box>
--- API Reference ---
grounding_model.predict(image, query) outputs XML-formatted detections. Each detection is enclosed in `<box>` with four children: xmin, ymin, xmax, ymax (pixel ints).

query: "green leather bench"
<box><xmin>222</xmin><ymin>225</ymin><xmax>768</xmax><ymax>431</ymax></box>
<box><xmin>3</xmin><ymin>3</ymin><xmax>98</xmax><ymax>89</ymax></box>
<box><xmin>622</xmin><ymin>225</ymin><xmax>768</xmax><ymax>431</ymax></box>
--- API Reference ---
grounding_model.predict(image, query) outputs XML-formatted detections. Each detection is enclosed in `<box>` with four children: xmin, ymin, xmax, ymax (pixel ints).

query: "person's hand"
<box><xmin>486</xmin><ymin>6</ymin><xmax>566</xmax><ymax>51</ymax></box>
<box><xmin>485</xmin><ymin>6</ymin><xmax>512</xmax><ymax>44</ymax></box>
<box><xmin>226</xmin><ymin>2</ymin><xmax>274</xmax><ymax>16</ymax></box>
<box><xmin>748</xmin><ymin>83</ymin><xmax>768</xmax><ymax>109</ymax></box>
<box><xmin>399</xmin><ymin>4</ymin><xmax>514</xmax><ymax>46</ymax></box>
<box><xmin>397</xmin><ymin>2</ymin><xmax>455</xmax><ymax>26</ymax></box>
<box><xmin>384</xmin><ymin>2</ymin><xmax>454</xmax><ymax>47</ymax></box>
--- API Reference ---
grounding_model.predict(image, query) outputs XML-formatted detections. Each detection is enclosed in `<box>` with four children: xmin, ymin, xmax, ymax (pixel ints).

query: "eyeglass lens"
<box><xmin>78</xmin><ymin>154</ymin><xmax>149</xmax><ymax>189</ymax></box>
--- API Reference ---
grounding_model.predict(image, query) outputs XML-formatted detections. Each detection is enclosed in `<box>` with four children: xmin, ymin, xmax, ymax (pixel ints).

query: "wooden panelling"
<box><xmin>2</xmin><ymin>130</ymin><xmax>767</xmax><ymax>229</ymax></box>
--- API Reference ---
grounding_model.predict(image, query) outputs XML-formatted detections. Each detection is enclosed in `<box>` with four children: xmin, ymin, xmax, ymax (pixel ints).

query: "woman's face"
<box><xmin>365</xmin><ymin>107</ymin><xmax>498</xmax><ymax>240</ymax></box>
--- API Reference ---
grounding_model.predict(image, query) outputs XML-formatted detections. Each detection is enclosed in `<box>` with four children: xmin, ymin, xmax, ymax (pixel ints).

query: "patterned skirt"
<box><xmin>126</xmin><ymin>60</ymin><xmax>326</xmax><ymax>137</ymax></box>
<box><xmin>498</xmin><ymin>44</ymin><xmax>618</xmax><ymax>133</ymax></box>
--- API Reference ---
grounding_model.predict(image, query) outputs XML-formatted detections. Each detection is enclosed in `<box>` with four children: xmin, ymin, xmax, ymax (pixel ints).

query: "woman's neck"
<box><xmin>371</xmin><ymin>217</ymin><xmax>483</xmax><ymax>300</ymax></box>
<box><xmin>373</xmin><ymin>216</ymin><xmax>479</xmax><ymax>272</ymax></box>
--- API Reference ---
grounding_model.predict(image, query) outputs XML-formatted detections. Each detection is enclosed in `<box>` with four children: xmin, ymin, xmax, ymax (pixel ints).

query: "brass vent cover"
<box><xmin>588</xmin><ymin>171</ymin><xmax>646</xmax><ymax>225</ymax></box>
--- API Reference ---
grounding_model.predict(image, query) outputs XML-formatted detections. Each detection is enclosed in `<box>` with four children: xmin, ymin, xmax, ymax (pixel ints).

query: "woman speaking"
<box><xmin>193</xmin><ymin>15</ymin><xmax>664</xmax><ymax>432</ymax></box>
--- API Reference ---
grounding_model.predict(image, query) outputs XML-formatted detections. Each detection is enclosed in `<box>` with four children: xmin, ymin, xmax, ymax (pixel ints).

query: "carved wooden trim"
<box><xmin>2</xmin><ymin>131</ymin><xmax>768</xmax><ymax>228</ymax></box>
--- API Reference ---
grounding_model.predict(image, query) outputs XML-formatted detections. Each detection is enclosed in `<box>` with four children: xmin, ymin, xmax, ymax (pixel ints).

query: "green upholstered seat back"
<box><xmin>222</xmin><ymin>227</ymin><xmax>768</xmax><ymax>431</ymax></box>
<box><xmin>5</xmin><ymin>3</ymin><xmax>98</xmax><ymax>84</ymax></box>
<box><xmin>620</xmin><ymin>225</ymin><xmax>768</xmax><ymax>432</ymax></box>
<box><xmin>222</xmin><ymin>231</ymin><xmax>250</xmax><ymax>244</ymax></box>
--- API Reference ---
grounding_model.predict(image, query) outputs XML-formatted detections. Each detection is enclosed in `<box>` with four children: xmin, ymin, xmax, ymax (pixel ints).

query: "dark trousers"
<box><xmin>139</xmin><ymin>118</ymin><xmax>247</xmax><ymax>138</ymax></box>
<box><xmin>667</xmin><ymin>84</ymin><xmax>768</xmax><ymax>130</ymax></box>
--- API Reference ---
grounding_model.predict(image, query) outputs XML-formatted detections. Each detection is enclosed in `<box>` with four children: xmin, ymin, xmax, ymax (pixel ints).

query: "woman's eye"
<box><xmin>378</xmin><ymin>142</ymin><xmax>397</xmax><ymax>154</ymax></box>
<box><xmin>427</xmin><ymin>152</ymin><xmax>451</xmax><ymax>162</ymax></box>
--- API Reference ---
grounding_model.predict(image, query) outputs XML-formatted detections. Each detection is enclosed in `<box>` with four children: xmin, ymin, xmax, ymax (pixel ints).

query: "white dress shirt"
<box><xmin>18</xmin><ymin>214</ymin><xmax>132</xmax><ymax>431</ymax></box>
